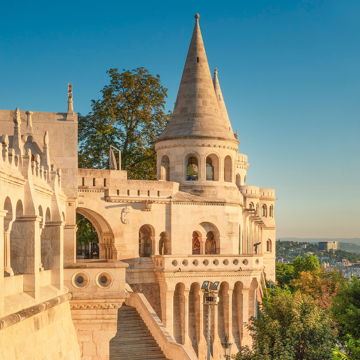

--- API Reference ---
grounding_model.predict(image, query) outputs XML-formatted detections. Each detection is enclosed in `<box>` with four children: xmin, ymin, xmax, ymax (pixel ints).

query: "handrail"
<box><xmin>125</xmin><ymin>284</ymin><xmax>197</xmax><ymax>360</ymax></box>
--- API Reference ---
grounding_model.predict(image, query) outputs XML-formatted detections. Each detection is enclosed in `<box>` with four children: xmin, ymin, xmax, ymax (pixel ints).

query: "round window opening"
<box><xmin>96</xmin><ymin>272</ymin><xmax>113</xmax><ymax>288</ymax></box>
<box><xmin>73</xmin><ymin>272</ymin><xmax>89</xmax><ymax>288</ymax></box>
<box><xmin>172</xmin><ymin>260</ymin><xmax>178</xmax><ymax>266</ymax></box>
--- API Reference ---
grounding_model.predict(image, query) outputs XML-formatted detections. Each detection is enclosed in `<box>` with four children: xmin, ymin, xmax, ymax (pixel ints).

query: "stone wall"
<box><xmin>0</xmin><ymin>299</ymin><xmax>80</xmax><ymax>360</ymax></box>
<box><xmin>130</xmin><ymin>283</ymin><xmax>162</xmax><ymax>320</ymax></box>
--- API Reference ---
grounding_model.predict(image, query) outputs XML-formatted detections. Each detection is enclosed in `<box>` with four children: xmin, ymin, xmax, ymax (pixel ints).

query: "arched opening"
<box><xmin>218</xmin><ymin>282</ymin><xmax>230</xmax><ymax>344</ymax></box>
<box><xmin>224</xmin><ymin>155</ymin><xmax>232</xmax><ymax>183</ymax></box>
<box><xmin>38</xmin><ymin>206</ymin><xmax>44</xmax><ymax>228</ymax></box>
<box><xmin>10</xmin><ymin>200</ymin><xmax>25</xmax><ymax>275</ymax></box>
<box><xmin>45</xmin><ymin>208</ymin><xmax>51</xmax><ymax>222</ymax></box>
<box><xmin>76</xmin><ymin>213</ymin><xmax>100</xmax><ymax>260</ymax></box>
<box><xmin>269</xmin><ymin>205</ymin><xmax>273</xmax><ymax>217</ymax></box>
<box><xmin>267</xmin><ymin>239</ymin><xmax>272</xmax><ymax>252</ymax></box>
<box><xmin>262</xmin><ymin>204</ymin><xmax>267</xmax><ymax>217</ymax></box>
<box><xmin>159</xmin><ymin>231</ymin><xmax>171</xmax><ymax>255</ymax></box>
<box><xmin>236</xmin><ymin>174</ymin><xmax>241</xmax><ymax>186</ymax></box>
<box><xmin>76</xmin><ymin>207</ymin><xmax>116</xmax><ymax>260</ymax></box>
<box><xmin>185</xmin><ymin>154</ymin><xmax>199</xmax><ymax>181</ymax></box>
<box><xmin>249</xmin><ymin>202</ymin><xmax>254</xmax><ymax>210</ymax></box>
<box><xmin>249</xmin><ymin>279</ymin><xmax>259</xmax><ymax>318</ymax></box>
<box><xmin>160</xmin><ymin>155</ymin><xmax>170</xmax><ymax>181</ymax></box>
<box><xmin>205</xmin><ymin>154</ymin><xmax>219</xmax><ymax>181</ymax></box>
<box><xmin>173</xmin><ymin>282</ymin><xmax>185</xmax><ymax>344</ymax></box>
<box><xmin>233</xmin><ymin>281</ymin><xmax>244</xmax><ymax>349</ymax></box>
<box><xmin>16</xmin><ymin>200</ymin><xmax>23</xmax><ymax>217</ymax></box>
<box><xmin>205</xmin><ymin>231</ymin><xmax>216</xmax><ymax>254</ymax></box>
<box><xmin>189</xmin><ymin>282</ymin><xmax>201</xmax><ymax>356</ymax></box>
<box><xmin>192</xmin><ymin>231</ymin><xmax>202</xmax><ymax>255</ymax></box>
<box><xmin>139</xmin><ymin>224</ymin><xmax>154</xmax><ymax>257</ymax></box>
<box><xmin>4</xmin><ymin>197</ymin><xmax>14</xmax><ymax>276</ymax></box>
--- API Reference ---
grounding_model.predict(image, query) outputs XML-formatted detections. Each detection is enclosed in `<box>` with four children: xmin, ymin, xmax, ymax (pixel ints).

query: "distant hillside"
<box><xmin>280</xmin><ymin>238</ymin><xmax>360</xmax><ymax>246</ymax></box>
<box><xmin>339</xmin><ymin>242</ymin><xmax>360</xmax><ymax>254</ymax></box>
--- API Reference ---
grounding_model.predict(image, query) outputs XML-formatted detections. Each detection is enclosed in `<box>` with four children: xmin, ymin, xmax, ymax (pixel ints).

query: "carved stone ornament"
<box><xmin>143</xmin><ymin>200</ymin><xmax>153</xmax><ymax>212</ymax></box>
<box><xmin>121</xmin><ymin>206</ymin><xmax>131</xmax><ymax>224</ymax></box>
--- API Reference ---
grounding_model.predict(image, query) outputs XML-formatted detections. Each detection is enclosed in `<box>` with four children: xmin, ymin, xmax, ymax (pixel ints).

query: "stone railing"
<box><xmin>125</xmin><ymin>284</ymin><xmax>197</xmax><ymax>360</ymax></box>
<box><xmin>153</xmin><ymin>254</ymin><xmax>263</xmax><ymax>271</ymax></box>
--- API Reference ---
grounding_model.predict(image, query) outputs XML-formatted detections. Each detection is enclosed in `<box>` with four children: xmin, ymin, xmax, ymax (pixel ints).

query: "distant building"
<box><xmin>318</xmin><ymin>241</ymin><xmax>339</xmax><ymax>251</ymax></box>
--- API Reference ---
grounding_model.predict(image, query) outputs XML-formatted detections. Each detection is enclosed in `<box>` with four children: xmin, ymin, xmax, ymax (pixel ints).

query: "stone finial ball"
<box><xmin>194</xmin><ymin>14</ymin><xmax>200</xmax><ymax>19</ymax></box>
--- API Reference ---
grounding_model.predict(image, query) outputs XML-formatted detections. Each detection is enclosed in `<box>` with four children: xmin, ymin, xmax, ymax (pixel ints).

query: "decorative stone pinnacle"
<box><xmin>214</xmin><ymin>68</ymin><xmax>218</xmax><ymax>76</ymax></box>
<box><xmin>1</xmin><ymin>134</ymin><xmax>9</xmax><ymax>146</ymax></box>
<box><xmin>44</xmin><ymin>131</ymin><xmax>49</xmax><ymax>146</ymax></box>
<box><xmin>194</xmin><ymin>13</ymin><xmax>200</xmax><ymax>20</ymax></box>
<box><xmin>67</xmin><ymin>83</ymin><xmax>74</xmax><ymax>115</ymax></box>
<box><xmin>26</xmin><ymin>111</ymin><xmax>33</xmax><ymax>132</ymax></box>
<box><xmin>13</xmin><ymin>107</ymin><xmax>21</xmax><ymax>126</ymax></box>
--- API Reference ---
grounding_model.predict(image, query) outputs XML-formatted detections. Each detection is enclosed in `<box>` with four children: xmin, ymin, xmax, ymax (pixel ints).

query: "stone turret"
<box><xmin>155</xmin><ymin>15</ymin><xmax>240</xmax><ymax>199</ymax></box>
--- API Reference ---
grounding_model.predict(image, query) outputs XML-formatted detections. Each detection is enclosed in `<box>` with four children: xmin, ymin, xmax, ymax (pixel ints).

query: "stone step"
<box><xmin>110</xmin><ymin>305</ymin><xmax>169</xmax><ymax>360</ymax></box>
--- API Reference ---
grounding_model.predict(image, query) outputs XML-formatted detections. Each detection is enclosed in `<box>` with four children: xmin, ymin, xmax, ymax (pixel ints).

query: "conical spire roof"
<box><xmin>157</xmin><ymin>14</ymin><xmax>237</xmax><ymax>143</ymax></box>
<box><xmin>213</xmin><ymin>68</ymin><xmax>233</xmax><ymax>133</ymax></box>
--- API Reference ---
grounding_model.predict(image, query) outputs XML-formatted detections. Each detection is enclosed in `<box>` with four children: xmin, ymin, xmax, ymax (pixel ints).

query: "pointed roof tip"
<box><xmin>194</xmin><ymin>13</ymin><xmax>200</xmax><ymax>20</ymax></box>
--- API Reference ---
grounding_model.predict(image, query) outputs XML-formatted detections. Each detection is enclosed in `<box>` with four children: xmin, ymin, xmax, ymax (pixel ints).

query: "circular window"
<box><xmin>233</xmin><ymin>259</ymin><xmax>239</xmax><ymax>265</ymax></box>
<box><xmin>172</xmin><ymin>260</ymin><xmax>178</xmax><ymax>266</ymax></box>
<box><xmin>182</xmin><ymin>260</ymin><xmax>188</xmax><ymax>266</ymax></box>
<box><xmin>223</xmin><ymin>259</ymin><xmax>229</xmax><ymax>266</ymax></box>
<box><xmin>255</xmin><ymin>259</ymin><xmax>259</xmax><ymax>265</ymax></box>
<box><xmin>72</xmin><ymin>272</ymin><xmax>89</xmax><ymax>289</ymax></box>
<box><xmin>192</xmin><ymin>260</ymin><xmax>198</xmax><ymax>266</ymax></box>
<box><xmin>96</xmin><ymin>272</ymin><xmax>113</xmax><ymax>288</ymax></box>
<box><xmin>242</xmin><ymin>259</ymin><xmax>248</xmax><ymax>266</ymax></box>
<box><xmin>203</xmin><ymin>259</ymin><xmax>209</xmax><ymax>266</ymax></box>
<box><xmin>213</xmin><ymin>259</ymin><xmax>219</xmax><ymax>266</ymax></box>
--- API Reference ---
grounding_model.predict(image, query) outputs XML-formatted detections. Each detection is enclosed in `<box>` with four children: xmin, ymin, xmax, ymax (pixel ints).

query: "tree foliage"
<box><xmin>332</xmin><ymin>277</ymin><xmax>360</xmax><ymax>341</ymax></box>
<box><xmin>76</xmin><ymin>213</ymin><xmax>98</xmax><ymax>244</ymax></box>
<box><xmin>293</xmin><ymin>254</ymin><xmax>320</xmax><ymax>278</ymax></box>
<box><xmin>78</xmin><ymin>67</ymin><xmax>171</xmax><ymax>179</ymax></box>
<box><xmin>276</xmin><ymin>263</ymin><xmax>295</xmax><ymax>287</ymax></box>
<box><xmin>234</xmin><ymin>290</ymin><xmax>336</xmax><ymax>360</ymax></box>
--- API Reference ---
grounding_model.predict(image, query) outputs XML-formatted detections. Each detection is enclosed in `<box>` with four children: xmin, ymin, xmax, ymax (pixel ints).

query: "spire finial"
<box><xmin>214</xmin><ymin>68</ymin><xmax>218</xmax><ymax>76</ymax></box>
<box><xmin>67</xmin><ymin>83</ymin><xmax>75</xmax><ymax>121</ymax></box>
<box><xmin>194</xmin><ymin>14</ymin><xmax>200</xmax><ymax>21</ymax></box>
<box><xmin>13</xmin><ymin>107</ymin><xmax>21</xmax><ymax>126</ymax></box>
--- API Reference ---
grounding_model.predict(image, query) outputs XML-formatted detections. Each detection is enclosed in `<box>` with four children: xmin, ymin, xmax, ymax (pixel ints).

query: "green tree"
<box><xmin>293</xmin><ymin>254</ymin><xmax>320</xmax><ymax>278</ymax></box>
<box><xmin>333</xmin><ymin>335</ymin><xmax>360</xmax><ymax>360</ymax></box>
<box><xmin>78</xmin><ymin>67</ymin><xmax>171</xmax><ymax>179</ymax></box>
<box><xmin>76</xmin><ymin>213</ymin><xmax>98</xmax><ymax>244</ymax></box>
<box><xmin>234</xmin><ymin>290</ymin><xmax>336</xmax><ymax>360</ymax></box>
<box><xmin>332</xmin><ymin>277</ymin><xmax>360</xmax><ymax>341</ymax></box>
<box><xmin>276</xmin><ymin>263</ymin><xmax>295</xmax><ymax>287</ymax></box>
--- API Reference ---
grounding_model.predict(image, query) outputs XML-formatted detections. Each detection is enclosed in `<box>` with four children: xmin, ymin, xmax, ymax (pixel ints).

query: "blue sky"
<box><xmin>1</xmin><ymin>0</ymin><xmax>359</xmax><ymax>238</ymax></box>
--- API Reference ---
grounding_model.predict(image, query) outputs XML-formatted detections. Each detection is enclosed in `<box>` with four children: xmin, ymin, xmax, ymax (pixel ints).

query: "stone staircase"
<box><xmin>109</xmin><ymin>305</ymin><xmax>169</xmax><ymax>360</ymax></box>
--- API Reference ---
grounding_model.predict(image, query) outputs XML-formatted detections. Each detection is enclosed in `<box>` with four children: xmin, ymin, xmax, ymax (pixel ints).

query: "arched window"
<box><xmin>249</xmin><ymin>202</ymin><xmax>254</xmax><ymax>209</ymax></box>
<box><xmin>192</xmin><ymin>231</ymin><xmax>201</xmax><ymax>254</ymax></box>
<box><xmin>267</xmin><ymin>239</ymin><xmax>272</xmax><ymax>252</ymax></box>
<box><xmin>269</xmin><ymin>205</ymin><xmax>273</xmax><ymax>217</ymax></box>
<box><xmin>205</xmin><ymin>154</ymin><xmax>219</xmax><ymax>181</ymax></box>
<box><xmin>224</xmin><ymin>156</ymin><xmax>232</xmax><ymax>183</ymax></box>
<box><xmin>185</xmin><ymin>154</ymin><xmax>199</xmax><ymax>181</ymax></box>
<box><xmin>159</xmin><ymin>232</ymin><xmax>171</xmax><ymax>255</ymax></box>
<box><xmin>45</xmin><ymin>208</ymin><xmax>51</xmax><ymax>222</ymax></box>
<box><xmin>16</xmin><ymin>200</ymin><xmax>23</xmax><ymax>217</ymax></box>
<box><xmin>139</xmin><ymin>225</ymin><xmax>154</xmax><ymax>257</ymax></box>
<box><xmin>205</xmin><ymin>231</ymin><xmax>216</xmax><ymax>254</ymax></box>
<box><xmin>160</xmin><ymin>155</ymin><xmax>170</xmax><ymax>181</ymax></box>
<box><xmin>236</xmin><ymin>174</ymin><xmax>241</xmax><ymax>186</ymax></box>
<box><xmin>38</xmin><ymin>206</ymin><xmax>44</xmax><ymax>228</ymax></box>
<box><xmin>262</xmin><ymin>204</ymin><xmax>267</xmax><ymax>217</ymax></box>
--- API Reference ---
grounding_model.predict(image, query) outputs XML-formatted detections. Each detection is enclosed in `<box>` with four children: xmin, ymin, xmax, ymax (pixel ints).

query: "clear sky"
<box><xmin>1</xmin><ymin>0</ymin><xmax>359</xmax><ymax>239</ymax></box>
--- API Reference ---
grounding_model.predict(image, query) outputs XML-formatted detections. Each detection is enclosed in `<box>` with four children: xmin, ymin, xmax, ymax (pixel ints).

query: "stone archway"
<box><xmin>76</xmin><ymin>207</ymin><xmax>115</xmax><ymax>260</ymax></box>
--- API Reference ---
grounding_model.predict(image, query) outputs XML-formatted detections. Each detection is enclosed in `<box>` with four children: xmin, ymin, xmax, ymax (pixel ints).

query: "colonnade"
<box><xmin>159</xmin><ymin>279</ymin><xmax>258</xmax><ymax>359</ymax></box>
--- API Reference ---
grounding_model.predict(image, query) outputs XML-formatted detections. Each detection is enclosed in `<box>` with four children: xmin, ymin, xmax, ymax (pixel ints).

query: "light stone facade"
<box><xmin>0</xmin><ymin>14</ymin><xmax>276</xmax><ymax>360</ymax></box>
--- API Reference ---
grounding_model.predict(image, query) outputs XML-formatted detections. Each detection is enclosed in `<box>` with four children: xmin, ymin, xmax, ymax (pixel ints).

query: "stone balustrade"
<box><xmin>153</xmin><ymin>254</ymin><xmax>263</xmax><ymax>271</ymax></box>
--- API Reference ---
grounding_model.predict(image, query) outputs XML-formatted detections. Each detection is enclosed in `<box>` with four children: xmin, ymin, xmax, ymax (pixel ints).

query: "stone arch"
<box><xmin>77</xmin><ymin>207</ymin><xmax>115</xmax><ymax>260</ymax></box>
<box><xmin>267</xmin><ymin>239</ymin><xmax>272</xmax><ymax>252</ymax></box>
<box><xmin>38</xmin><ymin>205</ymin><xmax>44</xmax><ymax>228</ymax></box>
<box><xmin>218</xmin><ymin>281</ymin><xmax>230</xmax><ymax>343</ymax></box>
<box><xmin>262</xmin><ymin>204</ymin><xmax>267</xmax><ymax>217</ymax></box>
<box><xmin>185</xmin><ymin>153</ymin><xmax>200</xmax><ymax>181</ymax></box>
<box><xmin>160</xmin><ymin>155</ymin><xmax>170</xmax><ymax>181</ymax></box>
<box><xmin>249</xmin><ymin>202</ymin><xmax>254</xmax><ymax>209</ymax></box>
<box><xmin>224</xmin><ymin>155</ymin><xmax>232</xmax><ymax>183</ymax></box>
<box><xmin>249</xmin><ymin>278</ymin><xmax>259</xmax><ymax>319</ymax></box>
<box><xmin>192</xmin><ymin>230</ymin><xmax>202</xmax><ymax>255</ymax></box>
<box><xmin>3</xmin><ymin>197</ymin><xmax>14</xmax><ymax>276</ymax></box>
<box><xmin>236</xmin><ymin>174</ymin><xmax>241</xmax><ymax>186</ymax></box>
<box><xmin>205</xmin><ymin>153</ymin><xmax>219</xmax><ymax>181</ymax></box>
<box><xmin>189</xmin><ymin>282</ymin><xmax>201</xmax><ymax>356</ymax></box>
<box><xmin>10</xmin><ymin>199</ymin><xmax>25</xmax><ymax>275</ymax></box>
<box><xmin>269</xmin><ymin>205</ymin><xmax>273</xmax><ymax>217</ymax></box>
<box><xmin>139</xmin><ymin>224</ymin><xmax>155</xmax><ymax>257</ymax></box>
<box><xmin>199</xmin><ymin>222</ymin><xmax>220</xmax><ymax>255</ymax></box>
<box><xmin>233</xmin><ymin>281</ymin><xmax>244</xmax><ymax>349</ymax></box>
<box><xmin>173</xmin><ymin>282</ymin><xmax>185</xmax><ymax>344</ymax></box>
<box><xmin>159</xmin><ymin>231</ymin><xmax>171</xmax><ymax>255</ymax></box>
<box><xmin>45</xmin><ymin>207</ymin><xmax>51</xmax><ymax>222</ymax></box>
<box><xmin>16</xmin><ymin>200</ymin><xmax>23</xmax><ymax>217</ymax></box>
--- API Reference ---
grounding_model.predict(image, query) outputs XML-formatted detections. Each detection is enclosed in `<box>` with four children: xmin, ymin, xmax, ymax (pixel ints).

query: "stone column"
<box><xmin>212</xmin><ymin>302</ymin><xmax>222</xmax><ymax>359</ymax></box>
<box><xmin>0</xmin><ymin>210</ymin><xmax>6</xmax><ymax>317</ymax></box>
<box><xmin>241</xmin><ymin>287</ymin><xmax>251</xmax><ymax>346</ymax></box>
<box><xmin>4</xmin><ymin>230</ymin><xmax>14</xmax><ymax>276</ymax></box>
<box><xmin>159</xmin><ymin>281</ymin><xmax>174</xmax><ymax>337</ymax></box>
<box><xmin>64</xmin><ymin>224</ymin><xmax>77</xmax><ymax>263</ymax></box>
<box><xmin>228</xmin><ymin>285</ymin><xmax>235</xmax><ymax>344</ymax></box>
<box><xmin>12</xmin><ymin>215</ymin><xmax>42</xmax><ymax>299</ymax></box>
<box><xmin>184</xmin><ymin>289</ymin><xmax>191</xmax><ymax>346</ymax></box>
<box><xmin>199</xmin><ymin>155</ymin><xmax>206</xmax><ymax>181</ymax></box>
<box><xmin>197</xmin><ymin>292</ymin><xmax>206</xmax><ymax>360</ymax></box>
